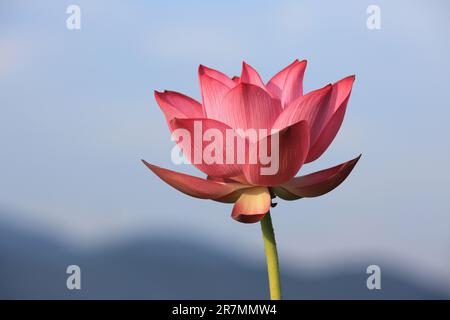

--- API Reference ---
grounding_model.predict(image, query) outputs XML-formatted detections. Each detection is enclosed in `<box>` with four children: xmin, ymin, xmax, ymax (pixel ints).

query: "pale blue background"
<box><xmin>1</xmin><ymin>0</ymin><xmax>449</xmax><ymax>298</ymax></box>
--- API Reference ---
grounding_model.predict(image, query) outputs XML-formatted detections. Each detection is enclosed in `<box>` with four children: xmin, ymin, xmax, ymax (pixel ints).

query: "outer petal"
<box><xmin>306</xmin><ymin>75</ymin><xmax>355</xmax><ymax>163</ymax></box>
<box><xmin>240</xmin><ymin>62</ymin><xmax>267</xmax><ymax>91</ymax></box>
<box><xmin>231</xmin><ymin>187</ymin><xmax>271</xmax><ymax>223</ymax></box>
<box><xmin>170</xmin><ymin>117</ymin><xmax>244</xmax><ymax>178</ymax></box>
<box><xmin>243</xmin><ymin>120</ymin><xmax>310</xmax><ymax>186</ymax></box>
<box><xmin>267</xmin><ymin>59</ymin><xmax>307</xmax><ymax>107</ymax></box>
<box><xmin>219</xmin><ymin>83</ymin><xmax>282</xmax><ymax>130</ymax></box>
<box><xmin>142</xmin><ymin>160</ymin><xmax>250</xmax><ymax>200</ymax></box>
<box><xmin>273</xmin><ymin>155</ymin><xmax>361</xmax><ymax>200</ymax></box>
<box><xmin>154</xmin><ymin>90</ymin><xmax>204</xmax><ymax>125</ymax></box>
<box><xmin>272</xmin><ymin>84</ymin><xmax>333</xmax><ymax>145</ymax></box>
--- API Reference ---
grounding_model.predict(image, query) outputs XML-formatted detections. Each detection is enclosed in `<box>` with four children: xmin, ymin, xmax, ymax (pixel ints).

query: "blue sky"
<box><xmin>1</xmin><ymin>0</ymin><xmax>450</xmax><ymax>291</ymax></box>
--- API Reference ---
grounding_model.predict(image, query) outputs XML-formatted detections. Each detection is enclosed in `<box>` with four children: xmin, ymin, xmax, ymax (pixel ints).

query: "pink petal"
<box><xmin>199</xmin><ymin>67</ymin><xmax>233</xmax><ymax>120</ymax></box>
<box><xmin>154</xmin><ymin>91</ymin><xmax>204</xmax><ymax>125</ymax></box>
<box><xmin>198</xmin><ymin>64</ymin><xmax>235</xmax><ymax>88</ymax></box>
<box><xmin>219</xmin><ymin>83</ymin><xmax>282</xmax><ymax>130</ymax></box>
<box><xmin>273</xmin><ymin>155</ymin><xmax>361</xmax><ymax>199</ymax></box>
<box><xmin>272</xmin><ymin>84</ymin><xmax>333</xmax><ymax>145</ymax></box>
<box><xmin>142</xmin><ymin>160</ymin><xmax>250</xmax><ymax>200</ymax></box>
<box><xmin>231</xmin><ymin>187</ymin><xmax>271</xmax><ymax>223</ymax></box>
<box><xmin>306</xmin><ymin>75</ymin><xmax>355</xmax><ymax>163</ymax></box>
<box><xmin>240</xmin><ymin>62</ymin><xmax>267</xmax><ymax>91</ymax></box>
<box><xmin>243</xmin><ymin>120</ymin><xmax>310</xmax><ymax>186</ymax></box>
<box><xmin>267</xmin><ymin>60</ymin><xmax>299</xmax><ymax>98</ymax></box>
<box><xmin>280</xmin><ymin>60</ymin><xmax>308</xmax><ymax>107</ymax></box>
<box><xmin>329</xmin><ymin>75</ymin><xmax>356</xmax><ymax>115</ymax></box>
<box><xmin>267</xmin><ymin>59</ymin><xmax>307</xmax><ymax>107</ymax></box>
<box><xmin>169</xmin><ymin>117</ymin><xmax>244</xmax><ymax>178</ymax></box>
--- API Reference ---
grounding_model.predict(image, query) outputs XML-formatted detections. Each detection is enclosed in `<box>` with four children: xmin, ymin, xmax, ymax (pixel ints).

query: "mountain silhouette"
<box><xmin>0</xmin><ymin>214</ymin><xmax>448</xmax><ymax>299</ymax></box>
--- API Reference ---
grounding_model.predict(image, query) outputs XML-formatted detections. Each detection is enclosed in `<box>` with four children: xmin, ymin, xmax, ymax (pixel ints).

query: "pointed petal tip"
<box><xmin>198</xmin><ymin>64</ymin><xmax>206</xmax><ymax>75</ymax></box>
<box><xmin>339</xmin><ymin>155</ymin><xmax>361</xmax><ymax>173</ymax></box>
<box><xmin>340</xmin><ymin>74</ymin><xmax>356</xmax><ymax>85</ymax></box>
<box><xmin>141</xmin><ymin>159</ymin><xmax>159</xmax><ymax>173</ymax></box>
<box><xmin>332</xmin><ymin>154</ymin><xmax>361</xmax><ymax>172</ymax></box>
<box><xmin>347</xmin><ymin>74</ymin><xmax>356</xmax><ymax>82</ymax></box>
<box><xmin>351</xmin><ymin>153</ymin><xmax>362</xmax><ymax>165</ymax></box>
<box><xmin>241</xmin><ymin>61</ymin><xmax>258</xmax><ymax>71</ymax></box>
<box><xmin>141</xmin><ymin>159</ymin><xmax>153</xmax><ymax>169</ymax></box>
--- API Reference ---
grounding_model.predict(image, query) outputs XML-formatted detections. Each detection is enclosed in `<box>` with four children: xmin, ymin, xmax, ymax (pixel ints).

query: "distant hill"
<box><xmin>0</xmin><ymin>216</ymin><xmax>448</xmax><ymax>299</ymax></box>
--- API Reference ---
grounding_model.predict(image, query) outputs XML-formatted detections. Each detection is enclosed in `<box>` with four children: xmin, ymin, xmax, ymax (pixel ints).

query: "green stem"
<box><xmin>260</xmin><ymin>211</ymin><xmax>282</xmax><ymax>300</ymax></box>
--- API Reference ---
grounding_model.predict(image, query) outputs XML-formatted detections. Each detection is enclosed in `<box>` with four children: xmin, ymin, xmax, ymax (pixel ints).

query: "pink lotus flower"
<box><xmin>143</xmin><ymin>59</ymin><xmax>360</xmax><ymax>300</ymax></box>
<box><xmin>142</xmin><ymin>60</ymin><xmax>360</xmax><ymax>224</ymax></box>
